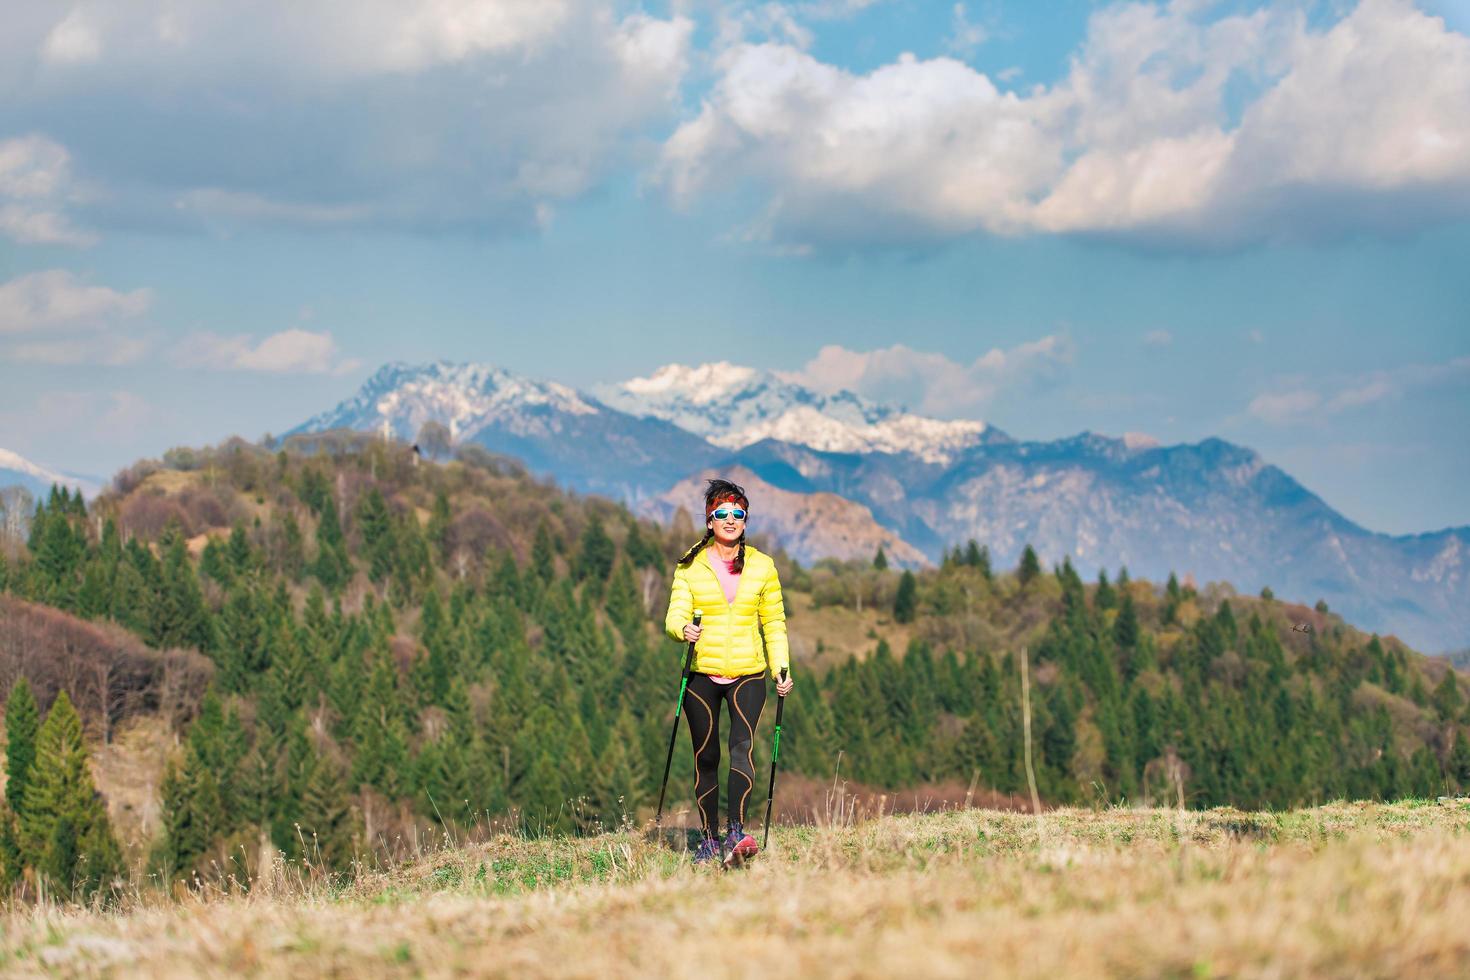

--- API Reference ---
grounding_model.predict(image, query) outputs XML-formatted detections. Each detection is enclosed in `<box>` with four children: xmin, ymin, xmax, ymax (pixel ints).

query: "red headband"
<box><xmin>706</xmin><ymin>494</ymin><xmax>747</xmax><ymax>518</ymax></box>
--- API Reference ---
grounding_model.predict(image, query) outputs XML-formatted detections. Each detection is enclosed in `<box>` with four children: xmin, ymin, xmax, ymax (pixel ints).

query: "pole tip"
<box><xmin>693</xmin><ymin>609</ymin><xmax>703</xmax><ymax>625</ymax></box>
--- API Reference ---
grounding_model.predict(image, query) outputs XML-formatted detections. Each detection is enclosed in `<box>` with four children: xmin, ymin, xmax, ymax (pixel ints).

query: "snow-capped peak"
<box><xmin>596</xmin><ymin>362</ymin><xmax>989</xmax><ymax>463</ymax></box>
<box><xmin>0</xmin><ymin>448</ymin><xmax>101</xmax><ymax>499</ymax></box>
<box><xmin>621</xmin><ymin>361</ymin><xmax>761</xmax><ymax>404</ymax></box>
<box><xmin>290</xmin><ymin>360</ymin><xmax>600</xmax><ymax>444</ymax></box>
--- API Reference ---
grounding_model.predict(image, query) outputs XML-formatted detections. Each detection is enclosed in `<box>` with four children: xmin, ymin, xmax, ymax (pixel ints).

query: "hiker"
<box><xmin>665</xmin><ymin>478</ymin><xmax>794</xmax><ymax>865</ymax></box>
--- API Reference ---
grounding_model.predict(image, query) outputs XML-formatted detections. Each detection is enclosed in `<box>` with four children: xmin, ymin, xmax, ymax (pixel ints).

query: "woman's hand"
<box><xmin>774</xmin><ymin>674</ymin><xmax>794</xmax><ymax>697</ymax></box>
<box><xmin>682</xmin><ymin>622</ymin><xmax>702</xmax><ymax>643</ymax></box>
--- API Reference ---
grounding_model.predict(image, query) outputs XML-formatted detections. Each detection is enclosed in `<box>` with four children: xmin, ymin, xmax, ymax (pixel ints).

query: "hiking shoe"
<box><xmin>692</xmin><ymin>836</ymin><xmax>722</xmax><ymax>865</ymax></box>
<box><xmin>721</xmin><ymin>822</ymin><xmax>759</xmax><ymax>867</ymax></box>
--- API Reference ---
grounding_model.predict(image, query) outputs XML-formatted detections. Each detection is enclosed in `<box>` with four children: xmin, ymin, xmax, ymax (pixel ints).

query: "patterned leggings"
<box><xmin>683</xmin><ymin>672</ymin><xmax>767</xmax><ymax>836</ymax></box>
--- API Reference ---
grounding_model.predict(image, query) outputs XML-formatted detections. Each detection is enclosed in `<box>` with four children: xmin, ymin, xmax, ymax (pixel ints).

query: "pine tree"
<box><xmin>575</xmin><ymin>518</ymin><xmax>615</xmax><ymax>597</ymax></box>
<box><xmin>17</xmin><ymin>691</ymin><xmax>122</xmax><ymax>895</ymax></box>
<box><xmin>151</xmin><ymin>527</ymin><xmax>213</xmax><ymax>651</ymax></box>
<box><xmin>5</xmin><ymin>678</ymin><xmax>39</xmax><ymax>813</ymax></box>
<box><xmin>227</xmin><ymin>523</ymin><xmax>254</xmax><ymax>577</ymax></box>
<box><xmin>531</xmin><ymin>521</ymin><xmax>557</xmax><ymax>584</ymax></box>
<box><xmin>1018</xmin><ymin>545</ymin><xmax>1041</xmax><ymax>586</ymax></box>
<box><xmin>0</xmin><ymin>803</ymin><xmax>22</xmax><ymax>887</ymax></box>
<box><xmin>426</xmin><ymin>490</ymin><xmax>452</xmax><ymax>563</ymax></box>
<box><xmin>299</xmin><ymin>757</ymin><xmax>355</xmax><ymax>872</ymax></box>
<box><xmin>872</xmin><ymin>547</ymin><xmax>888</xmax><ymax>571</ymax></box>
<box><xmin>279</xmin><ymin>512</ymin><xmax>306</xmax><ymax>581</ymax></box>
<box><xmin>199</xmin><ymin>536</ymin><xmax>232</xmax><ymax>585</ymax></box>
<box><xmin>1114</xmin><ymin>591</ymin><xmax>1140</xmax><ymax>651</ymax></box>
<box><xmin>603</xmin><ymin>558</ymin><xmax>645</xmax><ymax>639</ymax></box>
<box><xmin>154</xmin><ymin>749</ymin><xmax>222</xmax><ymax>878</ymax></box>
<box><xmin>589</xmin><ymin>710</ymin><xmax>648</xmax><ymax>830</ymax></box>
<box><xmin>893</xmin><ymin>570</ymin><xmax>918</xmax><ymax>624</ymax></box>
<box><xmin>1449</xmin><ymin>729</ymin><xmax>1470</xmax><ymax>792</ymax></box>
<box><xmin>1433</xmin><ymin>671</ymin><xmax>1462</xmax><ymax>720</ymax></box>
<box><xmin>356</xmin><ymin>488</ymin><xmax>395</xmax><ymax>582</ymax></box>
<box><xmin>312</xmin><ymin>496</ymin><xmax>351</xmax><ymax>591</ymax></box>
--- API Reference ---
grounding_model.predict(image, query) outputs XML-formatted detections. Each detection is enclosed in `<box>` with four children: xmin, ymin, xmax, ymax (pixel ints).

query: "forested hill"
<box><xmin>1</xmin><ymin>434</ymin><xmax>1467</xmax><ymax>898</ymax></box>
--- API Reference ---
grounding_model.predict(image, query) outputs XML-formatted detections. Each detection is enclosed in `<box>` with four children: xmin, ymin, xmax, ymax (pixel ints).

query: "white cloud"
<box><xmin>0</xmin><ymin>135</ymin><xmax>96</xmax><ymax>246</ymax></box>
<box><xmin>175</xmin><ymin>328</ymin><xmax>359</xmax><ymax>374</ymax></box>
<box><xmin>0</xmin><ymin>269</ymin><xmax>150</xmax><ymax>334</ymax></box>
<box><xmin>1248</xmin><ymin>389</ymin><xmax>1322</xmax><ymax>424</ymax></box>
<box><xmin>946</xmin><ymin>3</ymin><xmax>989</xmax><ymax>56</ymax></box>
<box><xmin>4</xmin><ymin>1</ymin><xmax>693</xmax><ymax>236</ymax></box>
<box><xmin>7</xmin><ymin>334</ymin><xmax>152</xmax><ymax>366</ymax></box>
<box><xmin>782</xmin><ymin>336</ymin><xmax>1073</xmax><ymax>417</ymax></box>
<box><xmin>0</xmin><ymin>390</ymin><xmax>151</xmax><ymax>449</ymax></box>
<box><xmin>1247</xmin><ymin>356</ymin><xmax>1470</xmax><ymax>425</ymax></box>
<box><xmin>797</xmin><ymin>0</ymin><xmax>887</xmax><ymax>19</ymax></box>
<box><xmin>1144</xmin><ymin>329</ymin><xmax>1173</xmax><ymax>346</ymax></box>
<box><xmin>660</xmin><ymin>0</ymin><xmax>1470</xmax><ymax>249</ymax></box>
<box><xmin>42</xmin><ymin>8</ymin><xmax>102</xmax><ymax>64</ymax></box>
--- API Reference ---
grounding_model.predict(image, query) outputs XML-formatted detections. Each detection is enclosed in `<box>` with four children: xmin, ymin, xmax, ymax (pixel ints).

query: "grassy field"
<box><xmin>3</xmin><ymin>800</ymin><xmax>1468</xmax><ymax>978</ymax></box>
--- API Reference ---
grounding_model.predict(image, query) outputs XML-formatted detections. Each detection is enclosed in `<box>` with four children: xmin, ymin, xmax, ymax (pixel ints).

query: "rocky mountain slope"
<box><xmin>289</xmin><ymin>360</ymin><xmax>1468</xmax><ymax>652</ymax></box>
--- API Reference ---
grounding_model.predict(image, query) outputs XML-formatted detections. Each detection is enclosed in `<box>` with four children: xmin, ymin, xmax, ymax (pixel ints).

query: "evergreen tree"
<box><xmin>1018</xmin><ymin>545</ymin><xmax>1041</xmax><ymax>586</ymax></box>
<box><xmin>589</xmin><ymin>710</ymin><xmax>648</xmax><ymax>829</ymax></box>
<box><xmin>5</xmin><ymin>677</ymin><xmax>39</xmax><ymax>813</ymax></box>
<box><xmin>154</xmin><ymin>749</ymin><xmax>222</xmax><ymax>878</ymax></box>
<box><xmin>872</xmin><ymin>547</ymin><xmax>888</xmax><ymax>571</ymax></box>
<box><xmin>575</xmin><ymin>518</ymin><xmax>615</xmax><ymax>594</ymax></box>
<box><xmin>17</xmin><ymin>691</ymin><xmax>122</xmax><ymax>895</ymax></box>
<box><xmin>312</xmin><ymin>496</ymin><xmax>351</xmax><ymax>591</ymax></box>
<box><xmin>279</xmin><ymin>513</ymin><xmax>306</xmax><ymax>581</ymax></box>
<box><xmin>299</xmin><ymin>757</ymin><xmax>355</xmax><ymax>871</ymax></box>
<box><xmin>1114</xmin><ymin>592</ymin><xmax>1140</xmax><ymax>651</ymax></box>
<box><xmin>151</xmin><ymin>527</ymin><xmax>212</xmax><ymax>651</ymax></box>
<box><xmin>1433</xmin><ymin>671</ymin><xmax>1462</xmax><ymax>720</ymax></box>
<box><xmin>966</xmin><ymin>540</ymin><xmax>991</xmax><ymax>579</ymax></box>
<box><xmin>426</xmin><ymin>490</ymin><xmax>452</xmax><ymax>562</ymax></box>
<box><xmin>531</xmin><ymin>521</ymin><xmax>557</xmax><ymax>583</ymax></box>
<box><xmin>227</xmin><ymin>523</ymin><xmax>254</xmax><ymax>577</ymax></box>
<box><xmin>893</xmin><ymin>570</ymin><xmax>918</xmax><ymax>624</ymax></box>
<box><xmin>199</xmin><ymin>536</ymin><xmax>232</xmax><ymax>585</ymax></box>
<box><xmin>0</xmin><ymin>803</ymin><xmax>21</xmax><ymax>888</ymax></box>
<box><xmin>1449</xmin><ymin>729</ymin><xmax>1470</xmax><ymax>792</ymax></box>
<box><xmin>356</xmin><ymin>488</ymin><xmax>395</xmax><ymax>582</ymax></box>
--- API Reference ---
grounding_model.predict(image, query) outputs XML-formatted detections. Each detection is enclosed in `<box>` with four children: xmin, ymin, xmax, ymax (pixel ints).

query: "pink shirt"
<box><xmin>707</xmin><ymin>552</ymin><xmax>742</xmax><ymax>685</ymax></box>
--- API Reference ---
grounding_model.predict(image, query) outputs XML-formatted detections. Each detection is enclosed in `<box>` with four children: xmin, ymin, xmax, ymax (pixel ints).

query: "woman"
<box><xmin>665</xmin><ymin>478</ymin><xmax>795</xmax><ymax>866</ymax></box>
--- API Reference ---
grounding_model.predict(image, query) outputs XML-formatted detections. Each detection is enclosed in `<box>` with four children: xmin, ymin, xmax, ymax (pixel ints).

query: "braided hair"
<box><xmin>677</xmin><ymin>478</ymin><xmax>749</xmax><ymax>572</ymax></box>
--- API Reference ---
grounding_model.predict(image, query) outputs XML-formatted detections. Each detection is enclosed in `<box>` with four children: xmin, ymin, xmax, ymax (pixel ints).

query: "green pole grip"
<box><xmin>674</xmin><ymin>677</ymin><xmax>689</xmax><ymax>720</ymax></box>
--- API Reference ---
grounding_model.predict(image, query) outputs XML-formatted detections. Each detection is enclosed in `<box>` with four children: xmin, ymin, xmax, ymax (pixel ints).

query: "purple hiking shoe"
<box><xmin>692</xmin><ymin>836</ymin><xmax>723</xmax><ymax>865</ymax></box>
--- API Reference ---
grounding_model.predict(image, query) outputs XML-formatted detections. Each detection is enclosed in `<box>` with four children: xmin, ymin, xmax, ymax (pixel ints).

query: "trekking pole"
<box><xmin>761</xmin><ymin>667</ymin><xmax>788</xmax><ymax>850</ymax></box>
<box><xmin>656</xmin><ymin>610</ymin><xmax>701</xmax><ymax>827</ymax></box>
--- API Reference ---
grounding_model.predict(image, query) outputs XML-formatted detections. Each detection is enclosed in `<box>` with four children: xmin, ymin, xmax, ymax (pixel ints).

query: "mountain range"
<box><xmin>237</xmin><ymin>359</ymin><xmax>1470</xmax><ymax>654</ymax></box>
<box><xmin>0</xmin><ymin>449</ymin><xmax>100</xmax><ymax>504</ymax></box>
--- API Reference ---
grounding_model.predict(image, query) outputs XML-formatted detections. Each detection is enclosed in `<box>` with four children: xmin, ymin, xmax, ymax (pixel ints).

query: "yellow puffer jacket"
<box><xmin>664</xmin><ymin>544</ymin><xmax>790</xmax><ymax>679</ymax></box>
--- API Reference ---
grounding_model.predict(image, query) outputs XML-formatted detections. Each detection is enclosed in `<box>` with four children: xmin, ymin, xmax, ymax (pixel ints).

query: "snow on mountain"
<box><xmin>290</xmin><ymin>361</ymin><xmax>600</xmax><ymax>443</ymax></box>
<box><xmin>0</xmin><ymin>448</ymin><xmax>101</xmax><ymax>500</ymax></box>
<box><xmin>287</xmin><ymin>361</ymin><xmax>720</xmax><ymax>499</ymax></box>
<box><xmin>594</xmin><ymin>361</ymin><xmax>991</xmax><ymax>463</ymax></box>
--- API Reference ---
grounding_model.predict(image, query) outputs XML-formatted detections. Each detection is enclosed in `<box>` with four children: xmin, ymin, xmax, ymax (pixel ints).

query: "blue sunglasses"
<box><xmin>710</xmin><ymin>508</ymin><xmax>747</xmax><ymax>521</ymax></box>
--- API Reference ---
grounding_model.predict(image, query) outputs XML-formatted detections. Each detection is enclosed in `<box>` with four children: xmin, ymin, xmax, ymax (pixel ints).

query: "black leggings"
<box><xmin>683</xmin><ymin>672</ymin><xmax>767</xmax><ymax>835</ymax></box>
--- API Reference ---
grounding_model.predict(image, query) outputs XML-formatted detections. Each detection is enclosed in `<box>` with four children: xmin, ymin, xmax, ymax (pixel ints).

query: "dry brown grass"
<box><xmin>785</xmin><ymin>590</ymin><xmax>919</xmax><ymax>670</ymax></box>
<box><xmin>3</xmin><ymin>801</ymin><xmax>1468</xmax><ymax>978</ymax></box>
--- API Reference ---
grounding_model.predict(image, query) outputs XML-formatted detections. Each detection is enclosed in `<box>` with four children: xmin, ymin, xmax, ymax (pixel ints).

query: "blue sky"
<box><xmin>1</xmin><ymin>0</ymin><xmax>1466</xmax><ymax>535</ymax></box>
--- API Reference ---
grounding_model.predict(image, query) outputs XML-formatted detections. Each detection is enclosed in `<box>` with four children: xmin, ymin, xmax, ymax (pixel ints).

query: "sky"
<box><xmin>0</xmin><ymin>0</ymin><xmax>1466</xmax><ymax>536</ymax></box>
